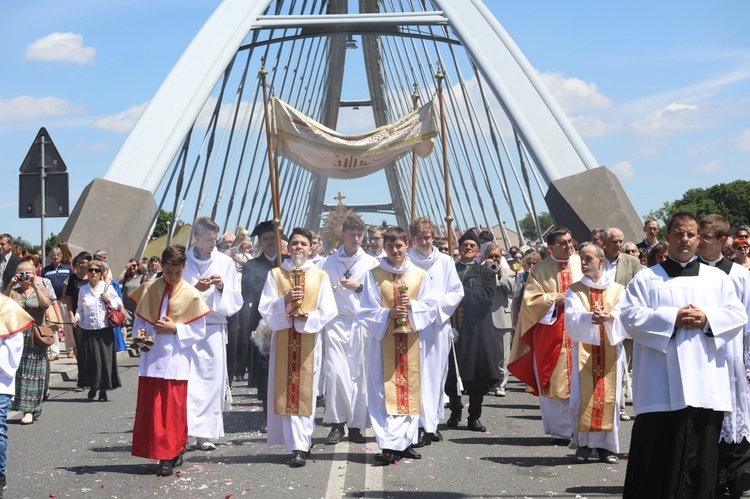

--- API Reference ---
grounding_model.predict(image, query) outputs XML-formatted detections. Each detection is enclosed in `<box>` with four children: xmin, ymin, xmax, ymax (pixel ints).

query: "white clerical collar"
<box><xmin>187</xmin><ymin>246</ymin><xmax>216</xmax><ymax>264</ymax></box>
<box><xmin>378</xmin><ymin>256</ymin><xmax>413</xmax><ymax>275</ymax></box>
<box><xmin>281</xmin><ymin>258</ymin><xmax>315</xmax><ymax>272</ymax></box>
<box><xmin>580</xmin><ymin>273</ymin><xmax>613</xmax><ymax>290</ymax></box>
<box><xmin>700</xmin><ymin>255</ymin><xmax>723</xmax><ymax>266</ymax></box>
<box><xmin>263</xmin><ymin>253</ymin><xmax>277</xmax><ymax>262</ymax></box>
<box><xmin>337</xmin><ymin>246</ymin><xmax>365</xmax><ymax>264</ymax></box>
<box><xmin>667</xmin><ymin>256</ymin><xmax>694</xmax><ymax>268</ymax></box>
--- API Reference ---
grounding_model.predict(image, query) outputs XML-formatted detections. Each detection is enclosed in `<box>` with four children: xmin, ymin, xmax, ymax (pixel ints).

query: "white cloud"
<box><xmin>537</xmin><ymin>71</ymin><xmax>613</xmax><ymax>114</ymax></box>
<box><xmin>570</xmin><ymin>115</ymin><xmax>622</xmax><ymax>138</ymax></box>
<box><xmin>694</xmin><ymin>160</ymin><xmax>726</xmax><ymax>173</ymax></box>
<box><xmin>25</xmin><ymin>32</ymin><xmax>95</xmax><ymax>64</ymax></box>
<box><xmin>737</xmin><ymin>130</ymin><xmax>750</xmax><ymax>151</ymax></box>
<box><xmin>92</xmin><ymin>102</ymin><xmax>147</xmax><ymax>133</ymax></box>
<box><xmin>636</xmin><ymin>142</ymin><xmax>668</xmax><ymax>157</ymax></box>
<box><xmin>611</xmin><ymin>160</ymin><xmax>635</xmax><ymax>180</ymax></box>
<box><xmin>0</xmin><ymin>95</ymin><xmax>87</xmax><ymax>124</ymax></box>
<box><xmin>630</xmin><ymin>102</ymin><xmax>715</xmax><ymax>138</ymax></box>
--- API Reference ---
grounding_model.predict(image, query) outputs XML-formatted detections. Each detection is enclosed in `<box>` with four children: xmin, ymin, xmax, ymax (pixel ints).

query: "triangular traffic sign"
<box><xmin>19</xmin><ymin>127</ymin><xmax>68</xmax><ymax>173</ymax></box>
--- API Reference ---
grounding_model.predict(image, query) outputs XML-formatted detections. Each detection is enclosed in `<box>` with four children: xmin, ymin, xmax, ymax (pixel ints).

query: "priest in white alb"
<box><xmin>317</xmin><ymin>214</ymin><xmax>378</xmax><ymax>445</ymax></box>
<box><xmin>564</xmin><ymin>242</ymin><xmax>626</xmax><ymax>465</ymax></box>
<box><xmin>183</xmin><ymin>217</ymin><xmax>243</xmax><ymax>451</ymax></box>
<box><xmin>407</xmin><ymin>217</ymin><xmax>463</xmax><ymax>446</ymax></box>
<box><xmin>259</xmin><ymin>227</ymin><xmax>337</xmax><ymax>468</ymax></box>
<box><xmin>619</xmin><ymin>212</ymin><xmax>748</xmax><ymax>498</ymax></box>
<box><xmin>357</xmin><ymin>226</ymin><xmax>436</xmax><ymax>464</ymax></box>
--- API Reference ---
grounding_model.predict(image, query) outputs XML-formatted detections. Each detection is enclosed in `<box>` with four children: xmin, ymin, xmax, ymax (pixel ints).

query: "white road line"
<box><xmin>363</xmin><ymin>428</ymin><xmax>383</xmax><ymax>499</ymax></box>
<box><xmin>325</xmin><ymin>439</ymin><xmax>349</xmax><ymax>499</ymax></box>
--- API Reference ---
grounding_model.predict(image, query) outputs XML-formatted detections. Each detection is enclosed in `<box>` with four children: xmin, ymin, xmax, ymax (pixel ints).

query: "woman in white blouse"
<box><xmin>72</xmin><ymin>260</ymin><xmax>123</xmax><ymax>401</ymax></box>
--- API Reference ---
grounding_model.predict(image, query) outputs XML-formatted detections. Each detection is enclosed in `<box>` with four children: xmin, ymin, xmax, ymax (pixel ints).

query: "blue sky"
<box><xmin>1</xmin><ymin>0</ymin><xmax>749</xmax><ymax>247</ymax></box>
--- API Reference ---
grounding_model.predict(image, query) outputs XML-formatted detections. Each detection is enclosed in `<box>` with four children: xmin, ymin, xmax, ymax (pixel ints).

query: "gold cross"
<box><xmin>333</xmin><ymin>192</ymin><xmax>346</xmax><ymax>204</ymax></box>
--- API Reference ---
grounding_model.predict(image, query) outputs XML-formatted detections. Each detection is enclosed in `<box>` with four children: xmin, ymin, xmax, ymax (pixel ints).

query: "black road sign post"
<box><xmin>18</xmin><ymin>128</ymin><xmax>69</xmax><ymax>263</ymax></box>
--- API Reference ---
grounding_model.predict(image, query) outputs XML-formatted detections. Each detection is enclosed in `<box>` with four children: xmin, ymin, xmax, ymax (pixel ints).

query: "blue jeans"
<box><xmin>0</xmin><ymin>393</ymin><xmax>10</xmax><ymax>478</ymax></box>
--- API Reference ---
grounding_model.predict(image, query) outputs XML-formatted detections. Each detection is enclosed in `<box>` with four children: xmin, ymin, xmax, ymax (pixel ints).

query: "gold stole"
<box><xmin>272</xmin><ymin>267</ymin><xmax>326</xmax><ymax>416</ymax></box>
<box><xmin>570</xmin><ymin>281</ymin><xmax>623</xmax><ymax>432</ymax></box>
<box><xmin>372</xmin><ymin>267</ymin><xmax>423</xmax><ymax>416</ymax></box>
<box><xmin>129</xmin><ymin>278</ymin><xmax>210</xmax><ymax>325</ymax></box>
<box><xmin>0</xmin><ymin>295</ymin><xmax>34</xmax><ymax>337</ymax></box>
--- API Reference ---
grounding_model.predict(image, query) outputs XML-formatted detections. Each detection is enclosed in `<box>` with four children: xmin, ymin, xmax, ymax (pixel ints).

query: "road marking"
<box><xmin>325</xmin><ymin>439</ymin><xmax>348</xmax><ymax>499</ymax></box>
<box><xmin>363</xmin><ymin>428</ymin><xmax>383</xmax><ymax>498</ymax></box>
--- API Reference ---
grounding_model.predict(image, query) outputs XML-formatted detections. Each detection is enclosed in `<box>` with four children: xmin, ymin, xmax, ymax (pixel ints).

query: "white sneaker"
<box><xmin>196</xmin><ymin>437</ymin><xmax>216</xmax><ymax>451</ymax></box>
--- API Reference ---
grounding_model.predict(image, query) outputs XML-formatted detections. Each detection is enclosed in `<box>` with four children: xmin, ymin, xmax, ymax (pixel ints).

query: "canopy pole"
<box><xmin>410</xmin><ymin>83</ymin><xmax>420</xmax><ymax>221</ymax></box>
<box><xmin>436</xmin><ymin>67</ymin><xmax>454</xmax><ymax>254</ymax></box>
<box><xmin>260</xmin><ymin>61</ymin><xmax>283</xmax><ymax>266</ymax></box>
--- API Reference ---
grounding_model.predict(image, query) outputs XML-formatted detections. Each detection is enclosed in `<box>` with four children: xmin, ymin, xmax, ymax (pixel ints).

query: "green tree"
<box><xmin>645</xmin><ymin>180</ymin><xmax>750</xmax><ymax>234</ymax></box>
<box><xmin>152</xmin><ymin>210</ymin><xmax>173</xmax><ymax>239</ymax></box>
<box><xmin>13</xmin><ymin>236</ymin><xmax>40</xmax><ymax>254</ymax></box>
<box><xmin>518</xmin><ymin>211</ymin><xmax>553</xmax><ymax>240</ymax></box>
<box><xmin>45</xmin><ymin>232</ymin><xmax>58</xmax><ymax>254</ymax></box>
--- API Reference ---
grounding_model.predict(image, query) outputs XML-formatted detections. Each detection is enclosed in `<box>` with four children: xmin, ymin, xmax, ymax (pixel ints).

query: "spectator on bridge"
<box><xmin>635</xmin><ymin>219</ymin><xmax>661</xmax><ymax>253</ymax></box>
<box><xmin>3</xmin><ymin>261</ymin><xmax>51</xmax><ymax>424</ymax></box>
<box><xmin>646</xmin><ymin>243</ymin><xmax>668</xmax><ymax>267</ymax></box>
<box><xmin>484</xmin><ymin>244</ymin><xmax>515</xmax><ymax>398</ymax></box>
<box><xmin>57</xmin><ymin>241</ymin><xmax>73</xmax><ymax>267</ymax></box>
<box><xmin>72</xmin><ymin>260</ymin><xmax>122</xmax><ymax>402</ymax></box>
<box><xmin>367</xmin><ymin>225</ymin><xmax>386</xmax><ymax>258</ymax></box>
<box><xmin>733</xmin><ymin>237</ymin><xmax>750</xmax><ymax>270</ymax></box>
<box><xmin>0</xmin><ymin>293</ymin><xmax>33</xmax><ymax>495</ymax></box>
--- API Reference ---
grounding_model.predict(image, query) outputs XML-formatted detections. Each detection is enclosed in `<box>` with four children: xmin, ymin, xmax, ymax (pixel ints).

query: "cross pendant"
<box><xmin>343</xmin><ymin>270</ymin><xmax>351</xmax><ymax>279</ymax></box>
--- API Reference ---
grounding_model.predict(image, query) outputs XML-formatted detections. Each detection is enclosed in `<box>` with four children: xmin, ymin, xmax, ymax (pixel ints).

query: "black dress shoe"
<box><xmin>348</xmin><ymin>428</ymin><xmax>366</xmax><ymax>443</ymax></box>
<box><xmin>98</xmin><ymin>391</ymin><xmax>108</xmax><ymax>402</ymax></box>
<box><xmin>446</xmin><ymin>415</ymin><xmax>460</xmax><ymax>428</ymax></box>
<box><xmin>431</xmin><ymin>430</ymin><xmax>443</xmax><ymax>442</ymax></box>
<box><xmin>172</xmin><ymin>450</ymin><xmax>185</xmax><ymax>468</ymax></box>
<box><xmin>412</xmin><ymin>428</ymin><xmax>431</xmax><ymax>448</ymax></box>
<box><xmin>288</xmin><ymin>450</ymin><xmax>306</xmax><ymax>467</ymax></box>
<box><xmin>156</xmin><ymin>459</ymin><xmax>174</xmax><ymax>476</ymax></box>
<box><xmin>550</xmin><ymin>438</ymin><xmax>571</xmax><ymax>446</ymax></box>
<box><xmin>400</xmin><ymin>446</ymin><xmax>422</xmax><ymax>460</ymax></box>
<box><xmin>374</xmin><ymin>449</ymin><xmax>400</xmax><ymax>464</ymax></box>
<box><xmin>325</xmin><ymin>424</ymin><xmax>345</xmax><ymax>444</ymax></box>
<box><xmin>87</xmin><ymin>389</ymin><xmax>96</xmax><ymax>400</ymax></box>
<box><xmin>467</xmin><ymin>419</ymin><xmax>487</xmax><ymax>432</ymax></box>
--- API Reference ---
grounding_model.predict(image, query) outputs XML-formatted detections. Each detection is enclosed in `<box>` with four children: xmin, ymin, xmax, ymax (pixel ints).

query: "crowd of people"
<box><xmin>1</xmin><ymin>212</ymin><xmax>749</xmax><ymax>497</ymax></box>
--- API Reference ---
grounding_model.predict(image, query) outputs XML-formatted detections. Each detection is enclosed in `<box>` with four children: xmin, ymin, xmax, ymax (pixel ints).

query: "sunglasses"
<box><xmin>438</xmin><ymin>247</ymin><xmax>450</xmax><ymax>253</ymax></box>
<box><xmin>737</xmin><ymin>246</ymin><xmax>748</xmax><ymax>251</ymax></box>
<box><xmin>87</xmin><ymin>268</ymin><xmax>102</xmax><ymax>274</ymax></box>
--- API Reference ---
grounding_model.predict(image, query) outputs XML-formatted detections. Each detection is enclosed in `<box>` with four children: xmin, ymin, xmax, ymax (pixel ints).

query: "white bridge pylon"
<box><xmin>62</xmin><ymin>0</ymin><xmax>640</xmax><ymax>271</ymax></box>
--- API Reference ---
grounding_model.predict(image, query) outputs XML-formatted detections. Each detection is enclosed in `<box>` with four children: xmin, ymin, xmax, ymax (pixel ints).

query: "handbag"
<box><xmin>104</xmin><ymin>284</ymin><xmax>126</xmax><ymax>328</ymax></box>
<box><xmin>31</xmin><ymin>324</ymin><xmax>55</xmax><ymax>348</ymax></box>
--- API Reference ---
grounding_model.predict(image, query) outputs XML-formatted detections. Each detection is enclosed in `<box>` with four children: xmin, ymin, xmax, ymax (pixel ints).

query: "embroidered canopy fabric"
<box><xmin>271</xmin><ymin>97</ymin><xmax>438</xmax><ymax>179</ymax></box>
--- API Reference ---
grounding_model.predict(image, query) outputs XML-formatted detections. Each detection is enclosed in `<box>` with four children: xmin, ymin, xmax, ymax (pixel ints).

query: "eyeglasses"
<box><xmin>438</xmin><ymin>247</ymin><xmax>450</xmax><ymax>253</ymax></box>
<box><xmin>737</xmin><ymin>246</ymin><xmax>749</xmax><ymax>251</ymax></box>
<box><xmin>699</xmin><ymin>234</ymin><xmax>717</xmax><ymax>241</ymax></box>
<box><xmin>555</xmin><ymin>239</ymin><xmax>575</xmax><ymax>247</ymax></box>
<box><xmin>87</xmin><ymin>268</ymin><xmax>102</xmax><ymax>274</ymax></box>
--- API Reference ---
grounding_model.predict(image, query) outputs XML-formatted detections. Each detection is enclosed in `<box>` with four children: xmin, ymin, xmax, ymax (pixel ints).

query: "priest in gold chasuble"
<box><xmin>508</xmin><ymin>227</ymin><xmax>582</xmax><ymax>442</ymax></box>
<box><xmin>358</xmin><ymin>227</ymin><xmax>436</xmax><ymax>464</ymax></box>
<box><xmin>259</xmin><ymin>228</ymin><xmax>337</xmax><ymax>468</ymax></box>
<box><xmin>564</xmin><ymin>243</ymin><xmax>627</xmax><ymax>464</ymax></box>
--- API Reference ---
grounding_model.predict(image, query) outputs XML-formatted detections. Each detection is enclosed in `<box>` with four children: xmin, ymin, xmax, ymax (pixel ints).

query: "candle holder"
<box><xmin>288</xmin><ymin>253</ymin><xmax>308</xmax><ymax>318</ymax></box>
<box><xmin>393</xmin><ymin>284</ymin><xmax>413</xmax><ymax>334</ymax></box>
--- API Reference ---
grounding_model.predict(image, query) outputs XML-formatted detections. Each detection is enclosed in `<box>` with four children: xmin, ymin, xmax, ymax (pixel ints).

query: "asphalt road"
<box><xmin>7</xmin><ymin>351</ymin><xmax>632</xmax><ymax>498</ymax></box>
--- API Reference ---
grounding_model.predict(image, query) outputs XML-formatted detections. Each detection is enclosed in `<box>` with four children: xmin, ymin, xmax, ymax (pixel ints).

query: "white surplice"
<box><xmin>407</xmin><ymin>247</ymin><xmax>464</xmax><ymax>432</ymax></box>
<box><xmin>183</xmin><ymin>248</ymin><xmax>243</xmax><ymax>440</ymax></box>
<box><xmin>317</xmin><ymin>247</ymin><xmax>379</xmax><ymax>429</ymax></box>
<box><xmin>357</xmin><ymin>257</ymin><xmax>437</xmax><ymax>451</ymax></box>
<box><xmin>259</xmin><ymin>259</ymin><xmax>337</xmax><ymax>452</ymax></box>
<box><xmin>618</xmin><ymin>260</ymin><xmax>747</xmax><ymax>416</ymax></box>
<box><xmin>564</xmin><ymin>274</ymin><xmax>626</xmax><ymax>454</ymax></box>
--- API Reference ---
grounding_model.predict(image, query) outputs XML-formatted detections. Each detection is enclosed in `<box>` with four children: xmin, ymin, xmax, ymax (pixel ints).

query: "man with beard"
<box><xmin>445</xmin><ymin>230</ymin><xmax>498</xmax><ymax>433</ymax></box>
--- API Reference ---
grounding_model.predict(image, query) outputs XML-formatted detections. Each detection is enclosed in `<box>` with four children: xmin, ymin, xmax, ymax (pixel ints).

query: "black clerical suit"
<box><xmin>445</xmin><ymin>260</ymin><xmax>499</xmax><ymax>427</ymax></box>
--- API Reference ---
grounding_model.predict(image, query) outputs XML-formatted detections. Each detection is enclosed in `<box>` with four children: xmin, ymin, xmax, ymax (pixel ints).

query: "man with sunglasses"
<box><xmin>509</xmin><ymin>226</ymin><xmax>582</xmax><ymax>445</ymax></box>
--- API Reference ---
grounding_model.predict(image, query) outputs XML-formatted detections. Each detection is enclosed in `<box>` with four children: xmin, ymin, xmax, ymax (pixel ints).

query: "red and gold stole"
<box><xmin>0</xmin><ymin>294</ymin><xmax>34</xmax><ymax>337</ymax></box>
<box><xmin>569</xmin><ymin>281</ymin><xmax>623</xmax><ymax>432</ymax></box>
<box><xmin>556</xmin><ymin>261</ymin><xmax>574</xmax><ymax>396</ymax></box>
<box><xmin>372</xmin><ymin>266</ymin><xmax>424</xmax><ymax>416</ymax></box>
<box><xmin>272</xmin><ymin>267</ymin><xmax>326</xmax><ymax>416</ymax></box>
<box><xmin>129</xmin><ymin>278</ymin><xmax>210</xmax><ymax>325</ymax></box>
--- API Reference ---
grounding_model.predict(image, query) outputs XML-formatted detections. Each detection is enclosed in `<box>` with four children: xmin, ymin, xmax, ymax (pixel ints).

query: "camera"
<box><xmin>487</xmin><ymin>261</ymin><xmax>500</xmax><ymax>274</ymax></box>
<box><xmin>19</xmin><ymin>273</ymin><xmax>29</xmax><ymax>282</ymax></box>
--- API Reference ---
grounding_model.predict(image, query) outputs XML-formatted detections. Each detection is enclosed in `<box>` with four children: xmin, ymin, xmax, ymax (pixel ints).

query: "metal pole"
<box><xmin>436</xmin><ymin>68</ymin><xmax>454</xmax><ymax>256</ymax></box>
<box><xmin>40</xmin><ymin>136</ymin><xmax>47</xmax><ymax>263</ymax></box>
<box><xmin>260</xmin><ymin>62</ymin><xmax>283</xmax><ymax>266</ymax></box>
<box><xmin>410</xmin><ymin>84</ymin><xmax>420</xmax><ymax>221</ymax></box>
